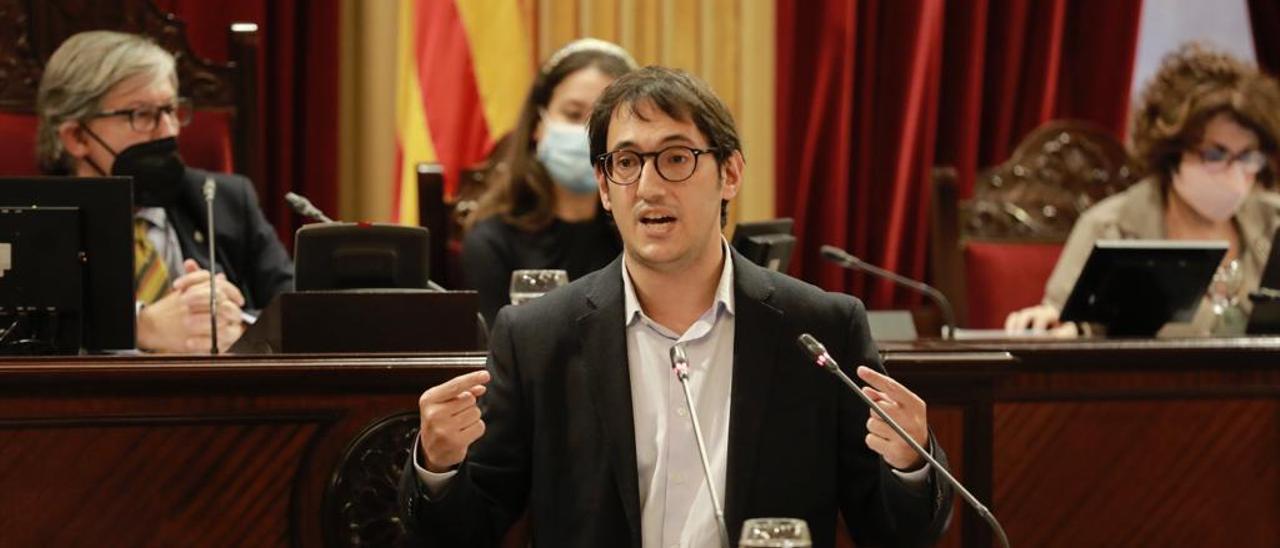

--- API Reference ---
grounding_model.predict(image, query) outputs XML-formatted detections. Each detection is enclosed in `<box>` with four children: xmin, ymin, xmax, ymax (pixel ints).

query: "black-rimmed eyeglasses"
<box><xmin>1193</xmin><ymin>146</ymin><xmax>1269</xmax><ymax>175</ymax></box>
<box><xmin>88</xmin><ymin>98</ymin><xmax>194</xmax><ymax>133</ymax></box>
<box><xmin>596</xmin><ymin>146</ymin><xmax>718</xmax><ymax>185</ymax></box>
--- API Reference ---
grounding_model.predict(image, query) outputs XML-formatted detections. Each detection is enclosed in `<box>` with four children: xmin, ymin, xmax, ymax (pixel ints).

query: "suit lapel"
<box><xmin>165</xmin><ymin>170</ymin><xmax>211</xmax><ymax>271</ymax></box>
<box><xmin>724</xmin><ymin>252</ymin><xmax>783</xmax><ymax>531</ymax></box>
<box><xmin>576</xmin><ymin>257</ymin><xmax>642</xmax><ymax>546</ymax></box>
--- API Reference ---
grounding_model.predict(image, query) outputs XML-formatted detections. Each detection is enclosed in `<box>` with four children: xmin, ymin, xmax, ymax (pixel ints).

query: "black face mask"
<box><xmin>82</xmin><ymin>127</ymin><xmax>186</xmax><ymax>207</ymax></box>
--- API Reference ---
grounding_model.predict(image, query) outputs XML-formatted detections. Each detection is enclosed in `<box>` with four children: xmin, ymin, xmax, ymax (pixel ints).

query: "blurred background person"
<box><xmin>36</xmin><ymin>31</ymin><xmax>293</xmax><ymax>353</ymax></box>
<box><xmin>1005</xmin><ymin>44</ymin><xmax>1280</xmax><ymax>337</ymax></box>
<box><xmin>461</xmin><ymin>38</ymin><xmax>636</xmax><ymax>326</ymax></box>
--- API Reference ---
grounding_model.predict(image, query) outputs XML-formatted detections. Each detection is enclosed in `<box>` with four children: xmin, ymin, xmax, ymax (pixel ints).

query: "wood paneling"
<box><xmin>994</xmin><ymin>399</ymin><xmax>1280</xmax><ymax>547</ymax></box>
<box><xmin>0</xmin><ymin>353</ymin><xmax>484</xmax><ymax>546</ymax></box>
<box><xmin>886</xmin><ymin>337</ymin><xmax>1280</xmax><ymax>548</ymax></box>
<box><xmin>8</xmin><ymin>339</ymin><xmax>1274</xmax><ymax>546</ymax></box>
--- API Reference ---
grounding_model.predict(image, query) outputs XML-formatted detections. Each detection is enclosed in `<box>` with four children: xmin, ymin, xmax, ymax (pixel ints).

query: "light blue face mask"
<box><xmin>537</xmin><ymin>121</ymin><xmax>599</xmax><ymax>195</ymax></box>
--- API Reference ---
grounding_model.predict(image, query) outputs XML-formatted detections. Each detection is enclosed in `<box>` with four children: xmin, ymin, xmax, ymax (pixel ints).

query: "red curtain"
<box><xmin>776</xmin><ymin>0</ymin><xmax>1142</xmax><ymax>308</ymax></box>
<box><xmin>156</xmin><ymin>0</ymin><xmax>340</xmax><ymax>248</ymax></box>
<box><xmin>1249</xmin><ymin>0</ymin><xmax>1280</xmax><ymax>74</ymax></box>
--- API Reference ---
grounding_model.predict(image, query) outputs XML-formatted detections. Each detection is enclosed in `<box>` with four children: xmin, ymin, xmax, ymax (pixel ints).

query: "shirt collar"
<box><xmin>134</xmin><ymin>206</ymin><xmax>168</xmax><ymax>228</ymax></box>
<box><xmin>622</xmin><ymin>238</ymin><xmax>736</xmax><ymax>327</ymax></box>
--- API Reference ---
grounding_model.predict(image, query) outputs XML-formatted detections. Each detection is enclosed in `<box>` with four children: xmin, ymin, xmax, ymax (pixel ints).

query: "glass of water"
<box><xmin>1207</xmin><ymin>259</ymin><xmax>1245</xmax><ymax>335</ymax></box>
<box><xmin>739</xmin><ymin>517</ymin><xmax>811</xmax><ymax>548</ymax></box>
<box><xmin>509</xmin><ymin>269</ymin><xmax>569</xmax><ymax>305</ymax></box>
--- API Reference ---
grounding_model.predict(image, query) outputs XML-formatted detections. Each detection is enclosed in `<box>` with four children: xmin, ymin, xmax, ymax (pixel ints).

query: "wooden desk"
<box><xmin>2</xmin><ymin>340</ymin><xmax>1276</xmax><ymax>547</ymax></box>
<box><xmin>0</xmin><ymin>353</ymin><xmax>484</xmax><ymax>546</ymax></box>
<box><xmin>885</xmin><ymin>337</ymin><xmax>1280</xmax><ymax>548</ymax></box>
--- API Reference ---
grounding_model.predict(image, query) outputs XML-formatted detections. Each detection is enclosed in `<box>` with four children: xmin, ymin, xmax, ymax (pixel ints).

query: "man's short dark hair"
<box><xmin>587</xmin><ymin>67</ymin><xmax>742</xmax><ymax>226</ymax></box>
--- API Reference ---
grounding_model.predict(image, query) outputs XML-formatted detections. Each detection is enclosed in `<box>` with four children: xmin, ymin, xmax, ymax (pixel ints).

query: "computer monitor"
<box><xmin>0</xmin><ymin>177</ymin><xmax>134</xmax><ymax>352</ymax></box>
<box><xmin>1059</xmin><ymin>239</ymin><xmax>1227</xmax><ymax>336</ymax></box>
<box><xmin>1246</xmin><ymin>226</ymin><xmax>1280</xmax><ymax>334</ymax></box>
<box><xmin>732</xmin><ymin>218</ymin><xmax>796</xmax><ymax>272</ymax></box>
<box><xmin>293</xmin><ymin>223</ymin><xmax>431</xmax><ymax>291</ymax></box>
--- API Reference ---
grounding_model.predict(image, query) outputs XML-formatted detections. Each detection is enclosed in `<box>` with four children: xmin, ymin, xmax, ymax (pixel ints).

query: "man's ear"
<box><xmin>597</xmin><ymin>166</ymin><xmax>612</xmax><ymax>212</ymax></box>
<box><xmin>57</xmin><ymin>121</ymin><xmax>90</xmax><ymax>160</ymax></box>
<box><xmin>719</xmin><ymin>150</ymin><xmax>744</xmax><ymax>201</ymax></box>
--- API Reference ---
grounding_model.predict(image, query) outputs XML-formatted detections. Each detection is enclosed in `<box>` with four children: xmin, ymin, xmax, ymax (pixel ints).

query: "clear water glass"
<box><xmin>509</xmin><ymin>269</ymin><xmax>568</xmax><ymax>305</ymax></box>
<box><xmin>739</xmin><ymin>517</ymin><xmax>811</xmax><ymax>548</ymax></box>
<box><xmin>1207</xmin><ymin>259</ymin><xmax>1245</xmax><ymax>335</ymax></box>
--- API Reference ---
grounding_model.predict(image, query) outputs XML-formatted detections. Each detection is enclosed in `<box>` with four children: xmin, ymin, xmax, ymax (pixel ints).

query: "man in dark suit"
<box><xmin>402</xmin><ymin>67</ymin><xmax>953</xmax><ymax>547</ymax></box>
<box><xmin>36</xmin><ymin>31</ymin><xmax>292</xmax><ymax>353</ymax></box>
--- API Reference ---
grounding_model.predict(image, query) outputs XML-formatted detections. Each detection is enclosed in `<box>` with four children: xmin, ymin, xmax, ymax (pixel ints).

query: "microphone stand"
<box><xmin>204</xmin><ymin>178</ymin><xmax>218</xmax><ymax>355</ymax></box>
<box><xmin>820</xmin><ymin>245</ymin><xmax>957</xmax><ymax>340</ymax></box>
<box><xmin>797</xmin><ymin>334</ymin><xmax>1010</xmax><ymax>548</ymax></box>
<box><xmin>669</xmin><ymin>344</ymin><xmax>731</xmax><ymax>548</ymax></box>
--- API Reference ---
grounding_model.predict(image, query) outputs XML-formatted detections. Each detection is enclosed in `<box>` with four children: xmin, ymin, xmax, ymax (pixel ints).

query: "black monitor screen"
<box><xmin>0</xmin><ymin>177</ymin><xmax>134</xmax><ymax>351</ymax></box>
<box><xmin>1247</xmin><ymin>226</ymin><xmax>1280</xmax><ymax>334</ymax></box>
<box><xmin>293</xmin><ymin>223</ymin><xmax>430</xmax><ymax>291</ymax></box>
<box><xmin>732</xmin><ymin>218</ymin><xmax>796</xmax><ymax>272</ymax></box>
<box><xmin>1059</xmin><ymin>239</ymin><xmax>1226</xmax><ymax>336</ymax></box>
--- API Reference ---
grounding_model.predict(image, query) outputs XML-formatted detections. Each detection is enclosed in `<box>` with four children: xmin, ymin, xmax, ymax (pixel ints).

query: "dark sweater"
<box><xmin>461</xmin><ymin>213</ymin><xmax>621</xmax><ymax>327</ymax></box>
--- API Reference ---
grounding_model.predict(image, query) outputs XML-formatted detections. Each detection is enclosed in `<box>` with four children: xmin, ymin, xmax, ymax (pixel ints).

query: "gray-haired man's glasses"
<box><xmin>89</xmin><ymin>98</ymin><xmax>194</xmax><ymax>133</ymax></box>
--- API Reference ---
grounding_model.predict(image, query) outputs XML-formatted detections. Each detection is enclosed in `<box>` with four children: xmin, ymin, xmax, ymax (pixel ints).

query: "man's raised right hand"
<box><xmin>419</xmin><ymin>369</ymin><xmax>491</xmax><ymax>473</ymax></box>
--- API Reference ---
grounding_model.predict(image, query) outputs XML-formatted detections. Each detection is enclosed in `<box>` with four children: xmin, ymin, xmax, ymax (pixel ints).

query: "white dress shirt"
<box><xmin>134</xmin><ymin>207</ymin><xmax>184</xmax><ymax>279</ymax></box>
<box><xmin>622</xmin><ymin>243</ymin><xmax>736</xmax><ymax>548</ymax></box>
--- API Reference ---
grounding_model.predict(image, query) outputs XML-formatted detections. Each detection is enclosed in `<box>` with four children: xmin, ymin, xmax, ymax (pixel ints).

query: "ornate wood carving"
<box><xmin>962</xmin><ymin>121</ymin><xmax>1142</xmax><ymax>241</ymax></box>
<box><xmin>0</xmin><ymin>0</ymin><xmax>242</xmax><ymax>112</ymax></box>
<box><xmin>325</xmin><ymin>412</ymin><xmax>418</xmax><ymax>547</ymax></box>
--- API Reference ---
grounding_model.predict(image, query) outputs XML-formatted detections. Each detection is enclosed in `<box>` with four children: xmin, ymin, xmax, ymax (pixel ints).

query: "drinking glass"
<box><xmin>1207</xmin><ymin>259</ymin><xmax>1245</xmax><ymax>335</ymax></box>
<box><xmin>739</xmin><ymin>517</ymin><xmax>811</xmax><ymax>548</ymax></box>
<box><xmin>509</xmin><ymin>269</ymin><xmax>569</xmax><ymax>305</ymax></box>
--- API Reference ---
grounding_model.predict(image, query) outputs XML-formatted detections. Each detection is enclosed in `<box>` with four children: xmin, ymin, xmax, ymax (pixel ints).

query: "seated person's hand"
<box><xmin>1004</xmin><ymin>304</ymin><xmax>1080</xmax><ymax>337</ymax></box>
<box><xmin>137</xmin><ymin>260</ymin><xmax>248</xmax><ymax>353</ymax></box>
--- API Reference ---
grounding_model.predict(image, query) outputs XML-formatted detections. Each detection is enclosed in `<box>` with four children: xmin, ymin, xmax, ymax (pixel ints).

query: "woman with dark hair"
<box><xmin>462</xmin><ymin>39</ymin><xmax>636</xmax><ymax>326</ymax></box>
<box><xmin>1006</xmin><ymin>44</ymin><xmax>1280</xmax><ymax>336</ymax></box>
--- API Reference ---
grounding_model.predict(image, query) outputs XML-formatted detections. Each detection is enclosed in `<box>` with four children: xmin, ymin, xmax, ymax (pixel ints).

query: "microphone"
<box><xmin>669</xmin><ymin>344</ymin><xmax>730</xmax><ymax>548</ymax></box>
<box><xmin>285</xmin><ymin>191</ymin><xmax>335</xmax><ymax>223</ymax></box>
<box><xmin>795</xmin><ymin>334</ymin><xmax>1010</xmax><ymax>548</ymax></box>
<box><xmin>820</xmin><ymin>245</ymin><xmax>957</xmax><ymax>339</ymax></box>
<box><xmin>284</xmin><ymin>192</ymin><xmax>449</xmax><ymax>292</ymax></box>
<box><xmin>204</xmin><ymin>177</ymin><xmax>219</xmax><ymax>354</ymax></box>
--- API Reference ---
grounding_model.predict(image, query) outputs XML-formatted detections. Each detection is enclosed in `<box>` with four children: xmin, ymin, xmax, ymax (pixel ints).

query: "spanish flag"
<box><xmin>394</xmin><ymin>0</ymin><xmax>533</xmax><ymax>225</ymax></box>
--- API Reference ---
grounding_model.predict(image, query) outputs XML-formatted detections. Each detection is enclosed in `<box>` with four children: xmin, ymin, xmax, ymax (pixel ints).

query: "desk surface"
<box><xmin>0</xmin><ymin>341</ymin><xmax>1276</xmax><ymax>547</ymax></box>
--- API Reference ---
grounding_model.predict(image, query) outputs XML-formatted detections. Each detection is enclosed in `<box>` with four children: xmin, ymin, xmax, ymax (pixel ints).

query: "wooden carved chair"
<box><xmin>930</xmin><ymin>120</ymin><xmax>1142</xmax><ymax>328</ymax></box>
<box><xmin>0</xmin><ymin>0</ymin><xmax>261</xmax><ymax>190</ymax></box>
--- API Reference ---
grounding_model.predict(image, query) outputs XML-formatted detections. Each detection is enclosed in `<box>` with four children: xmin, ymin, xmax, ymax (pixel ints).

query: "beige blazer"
<box><xmin>1041</xmin><ymin>177</ymin><xmax>1280</xmax><ymax>336</ymax></box>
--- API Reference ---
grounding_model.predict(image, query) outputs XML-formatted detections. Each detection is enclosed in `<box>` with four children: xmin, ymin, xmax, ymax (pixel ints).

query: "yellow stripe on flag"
<box><xmin>455</xmin><ymin>0</ymin><xmax>534</xmax><ymax>138</ymax></box>
<box><xmin>395</xmin><ymin>0</ymin><xmax>437</xmax><ymax>226</ymax></box>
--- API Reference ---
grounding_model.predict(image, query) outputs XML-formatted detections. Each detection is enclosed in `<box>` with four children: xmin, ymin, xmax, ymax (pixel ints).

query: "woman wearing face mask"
<box><xmin>1005</xmin><ymin>44</ymin><xmax>1280</xmax><ymax>336</ymax></box>
<box><xmin>462</xmin><ymin>39</ymin><xmax>636</xmax><ymax>327</ymax></box>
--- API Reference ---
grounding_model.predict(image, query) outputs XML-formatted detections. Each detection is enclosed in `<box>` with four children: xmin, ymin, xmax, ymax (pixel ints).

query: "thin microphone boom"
<box><xmin>203</xmin><ymin>178</ymin><xmax>218</xmax><ymax>355</ymax></box>
<box><xmin>285</xmin><ymin>192</ymin><xmax>334</xmax><ymax>223</ymax></box>
<box><xmin>796</xmin><ymin>333</ymin><xmax>1010</xmax><ymax>548</ymax></box>
<box><xmin>820</xmin><ymin>244</ymin><xmax>957</xmax><ymax>339</ymax></box>
<box><xmin>669</xmin><ymin>344</ymin><xmax>730</xmax><ymax>548</ymax></box>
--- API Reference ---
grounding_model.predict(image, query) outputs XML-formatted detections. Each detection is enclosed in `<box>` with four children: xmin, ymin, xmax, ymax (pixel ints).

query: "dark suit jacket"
<box><xmin>400</xmin><ymin>251</ymin><xmax>953</xmax><ymax>547</ymax></box>
<box><xmin>164</xmin><ymin>167</ymin><xmax>293</xmax><ymax>312</ymax></box>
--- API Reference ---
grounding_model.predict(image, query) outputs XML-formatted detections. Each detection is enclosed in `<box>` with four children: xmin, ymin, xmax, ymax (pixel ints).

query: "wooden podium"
<box><xmin>0</xmin><ymin>339</ymin><xmax>1277</xmax><ymax>546</ymax></box>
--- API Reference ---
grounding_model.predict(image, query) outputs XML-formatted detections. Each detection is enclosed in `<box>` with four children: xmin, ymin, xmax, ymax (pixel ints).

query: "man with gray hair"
<box><xmin>37</xmin><ymin>30</ymin><xmax>292</xmax><ymax>353</ymax></box>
